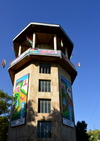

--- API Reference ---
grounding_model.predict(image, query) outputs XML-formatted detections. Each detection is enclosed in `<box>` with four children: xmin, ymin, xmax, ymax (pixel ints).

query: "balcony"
<box><xmin>8</xmin><ymin>48</ymin><xmax>77</xmax><ymax>84</ymax></box>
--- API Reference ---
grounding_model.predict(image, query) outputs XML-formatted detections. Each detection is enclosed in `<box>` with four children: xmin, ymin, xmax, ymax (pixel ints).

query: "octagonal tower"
<box><xmin>8</xmin><ymin>22</ymin><xmax>77</xmax><ymax>141</ymax></box>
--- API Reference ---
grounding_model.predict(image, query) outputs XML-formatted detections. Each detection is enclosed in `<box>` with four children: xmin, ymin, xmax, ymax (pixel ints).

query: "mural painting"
<box><xmin>61</xmin><ymin>76</ymin><xmax>74</xmax><ymax>127</ymax></box>
<box><xmin>11</xmin><ymin>74</ymin><xmax>29</xmax><ymax>127</ymax></box>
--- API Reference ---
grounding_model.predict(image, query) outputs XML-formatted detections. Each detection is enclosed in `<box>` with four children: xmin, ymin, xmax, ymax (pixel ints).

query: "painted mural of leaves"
<box><xmin>20</xmin><ymin>88</ymin><xmax>27</xmax><ymax>95</ymax></box>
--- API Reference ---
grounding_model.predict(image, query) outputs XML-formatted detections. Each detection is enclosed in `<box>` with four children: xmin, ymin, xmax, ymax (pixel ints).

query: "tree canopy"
<box><xmin>87</xmin><ymin>130</ymin><xmax>100</xmax><ymax>141</ymax></box>
<box><xmin>76</xmin><ymin>121</ymin><xmax>90</xmax><ymax>141</ymax></box>
<box><xmin>0</xmin><ymin>89</ymin><xmax>12</xmax><ymax>141</ymax></box>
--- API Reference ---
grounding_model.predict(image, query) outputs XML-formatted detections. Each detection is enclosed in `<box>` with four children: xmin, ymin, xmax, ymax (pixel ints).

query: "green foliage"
<box><xmin>0</xmin><ymin>116</ymin><xmax>9</xmax><ymax>141</ymax></box>
<box><xmin>0</xmin><ymin>89</ymin><xmax>12</xmax><ymax>115</ymax></box>
<box><xmin>76</xmin><ymin>121</ymin><xmax>90</xmax><ymax>141</ymax></box>
<box><xmin>87</xmin><ymin>130</ymin><xmax>100</xmax><ymax>141</ymax></box>
<box><xmin>98</xmin><ymin>134</ymin><xmax>100</xmax><ymax>140</ymax></box>
<box><xmin>0</xmin><ymin>89</ymin><xmax>12</xmax><ymax>141</ymax></box>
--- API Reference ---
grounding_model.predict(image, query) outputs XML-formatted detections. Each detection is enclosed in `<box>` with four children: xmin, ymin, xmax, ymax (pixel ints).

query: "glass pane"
<box><xmin>43</xmin><ymin>100</ymin><xmax>45</xmax><ymax>113</ymax></box>
<box><xmin>41</xmin><ymin>122</ymin><xmax>44</xmax><ymax>138</ymax></box>
<box><xmin>46</xmin><ymin>68</ymin><xmax>49</xmax><ymax>74</ymax></box>
<box><xmin>37</xmin><ymin>122</ymin><xmax>42</xmax><ymax>138</ymax></box>
<box><xmin>41</xmin><ymin>67</ymin><xmax>43</xmax><ymax>73</ymax></box>
<box><xmin>40</xmin><ymin>100</ymin><xmax>42</xmax><ymax>113</ymax></box>
<box><xmin>44</xmin><ymin>67</ymin><xmax>46</xmax><ymax>73</ymax></box>
<box><xmin>37</xmin><ymin>123</ymin><xmax>39</xmax><ymax>137</ymax></box>
<box><xmin>41</xmin><ymin>81</ymin><xmax>44</xmax><ymax>92</ymax></box>
<box><xmin>48</xmin><ymin>100</ymin><xmax>50</xmax><ymax>113</ymax></box>
<box><xmin>45</xmin><ymin>81</ymin><xmax>47</xmax><ymax>92</ymax></box>
<box><xmin>45</xmin><ymin>100</ymin><xmax>47</xmax><ymax>113</ymax></box>
<box><xmin>43</xmin><ymin>122</ymin><xmax>47</xmax><ymax>138</ymax></box>
<box><xmin>47</xmin><ymin>81</ymin><xmax>50</xmax><ymax>92</ymax></box>
<box><xmin>37</xmin><ymin>122</ymin><xmax>51</xmax><ymax>138</ymax></box>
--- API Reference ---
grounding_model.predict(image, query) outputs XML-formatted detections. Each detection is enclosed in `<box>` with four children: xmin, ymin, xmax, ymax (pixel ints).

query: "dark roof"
<box><xmin>13</xmin><ymin>22</ymin><xmax>74</xmax><ymax>58</ymax></box>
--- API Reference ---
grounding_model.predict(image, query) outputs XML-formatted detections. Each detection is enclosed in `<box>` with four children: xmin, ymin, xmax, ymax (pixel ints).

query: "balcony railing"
<box><xmin>9</xmin><ymin>48</ymin><xmax>76</xmax><ymax>70</ymax></box>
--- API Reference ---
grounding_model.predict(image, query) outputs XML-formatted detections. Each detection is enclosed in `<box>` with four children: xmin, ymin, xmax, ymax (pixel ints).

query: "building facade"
<box><xmin>8</xmin><ymin>22</ymin><xmax>77</xmax><ymax>141</ymax></box>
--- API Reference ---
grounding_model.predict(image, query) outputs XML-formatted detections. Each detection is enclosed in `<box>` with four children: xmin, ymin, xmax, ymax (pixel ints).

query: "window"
<box><xmin>38</xmin><ymin>99</ymin><xmax>51</xmax><ymax>113</ymax></box>
<box><xmin>37</xmin><ymin>121</ymin><xmax>51</xmax><ymax>138</ymax></box>
<box><xmin>39</xmin><ymin>80</ymin><xmax>51</xmax><ymax>92</ymax></box>
<box><xmin>40</xmin><ymin>64</ymin><xmax>51</xmax><ymax>74</ymax></box>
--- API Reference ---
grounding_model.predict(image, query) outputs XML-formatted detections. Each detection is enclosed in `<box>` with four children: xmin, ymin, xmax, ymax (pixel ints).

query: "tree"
<box><xmin>76</xmin><ymin>121</ymin><xmax>90</xmax><ymax>141</ymax></box>
<box><xmin>0</xmin><ymin>89</ymin><xmax>12</xmax><ymax>141</ymax></box>
<box><xmin>87</xmin><ymin>130</ymin><xmax>100</xmax><ymax>141</ymax></box>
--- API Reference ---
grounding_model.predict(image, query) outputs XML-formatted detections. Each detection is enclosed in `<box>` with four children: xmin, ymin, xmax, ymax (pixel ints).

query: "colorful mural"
<box><xmin>61</xmin><ymin>76</ymin><xmax>74</xmax><ymax>127</ymax></box>
<box><xmin>11</xmin><ymin>74</ymin><xmax>29</xmax><ymax>127</ymax></box>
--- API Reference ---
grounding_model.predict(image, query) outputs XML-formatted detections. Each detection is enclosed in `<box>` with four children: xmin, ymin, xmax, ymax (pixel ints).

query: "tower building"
<box><xmin>8</xmin><ymin>22</ymin><xmax>77</xmax><ymax>141</ymax></box>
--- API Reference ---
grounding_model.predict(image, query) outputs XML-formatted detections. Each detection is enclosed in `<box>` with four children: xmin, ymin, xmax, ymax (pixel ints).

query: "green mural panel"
<box><xmin>11</xmin><ymin>74</ymin><xmax>29</xmax><ymax>127</ymax></box>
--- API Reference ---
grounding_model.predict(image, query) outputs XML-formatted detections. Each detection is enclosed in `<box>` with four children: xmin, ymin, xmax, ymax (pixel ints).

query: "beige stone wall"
<box><xmin>7</xmin><ymin>63</ymin><xmax>33</xmax><ymax>141</ymax></box>
<box><xmin>8</xmin><ymin>61</ymin><xmax>76</xmax><ymax>141</ymax></box>
<box><xmin>58</xmin><ymin>65</ymin><xmax>76</xmax><ymax>141</ymax></box>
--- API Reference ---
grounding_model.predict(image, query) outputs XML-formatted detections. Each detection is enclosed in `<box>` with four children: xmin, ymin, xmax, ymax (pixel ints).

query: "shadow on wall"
<box><xmin>7</xmin><ymin>100</ymin><xmax>62</xmax><ymax>141</ymax></box>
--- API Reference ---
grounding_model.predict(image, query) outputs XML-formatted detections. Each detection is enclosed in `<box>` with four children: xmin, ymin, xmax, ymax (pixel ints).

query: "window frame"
<box><xmin>37</xmin><ymin>121</ymin><xmax>52</xmax><ymax>138</ymax></box>
<box><xmin>39</xmin><ymin>80</ymin><xmax>51</xmax><ymax>92</ymax></box>
<box><xmin>39</xmin><ymin>63</ymin><xmax>51</xmax><ymax>74</ymax></box>
<box><xmin>38</xmin><ymin>99</ymin><xmax>51</xmax><ymax>113</ymax></box>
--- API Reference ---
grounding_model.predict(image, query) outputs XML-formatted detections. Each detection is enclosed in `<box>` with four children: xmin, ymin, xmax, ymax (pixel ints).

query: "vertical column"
<box><xmin>65</xmin><ymin>48</ymin><xmax>68</xmax><ymax>58</ymax></box>
<box><xmin>32</xmin><ymin>33</ymin><xmax>36</xmax><ymax>49</ymax></box>
<box><xmin>18</xmin><ymin>45</ymin><xmax>21</xmax><ymax>56</ymax></box>
<box><xmin>54</xmin><ymin>34</ymin><xmax>57</xmax><ymax>50</ymax></box>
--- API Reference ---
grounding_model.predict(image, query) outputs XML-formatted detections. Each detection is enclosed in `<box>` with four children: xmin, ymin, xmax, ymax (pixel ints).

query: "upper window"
<box><xmin>40</xmin><ymin>64</ymin><xmax>51</xmax><ymax>74</ymax></box>
<box><xmin>37</xmin><ymin>121</ymin><xmax>51</xmax><ymax>138</ymax></box>
<box><xmin>39</xmin><ymin>80</ymin><xmax>51</xmax><ymax>92</ymax></box>
<box><xmin>38</xmin><ymin>99</ymin><xmax>51</xmax><ymax>113</ymax></box>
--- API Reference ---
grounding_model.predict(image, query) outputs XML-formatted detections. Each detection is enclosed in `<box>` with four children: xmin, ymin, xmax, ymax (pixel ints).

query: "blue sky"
<box><xmin>0</xmin><ymin>0</ymin><xmax>100</xmax><ymax>131</ymax></box>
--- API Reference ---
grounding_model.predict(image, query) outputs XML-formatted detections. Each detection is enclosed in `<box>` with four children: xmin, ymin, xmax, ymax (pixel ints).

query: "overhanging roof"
<box><xmin>13</xmin><ymin>22</ymin><xmax>74</xmax><ymax>58</ymax></box>
<box><xmin>13</xmin><ymin>22</ymin><xmax>73</xmax><ymax>45</ymax></box>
